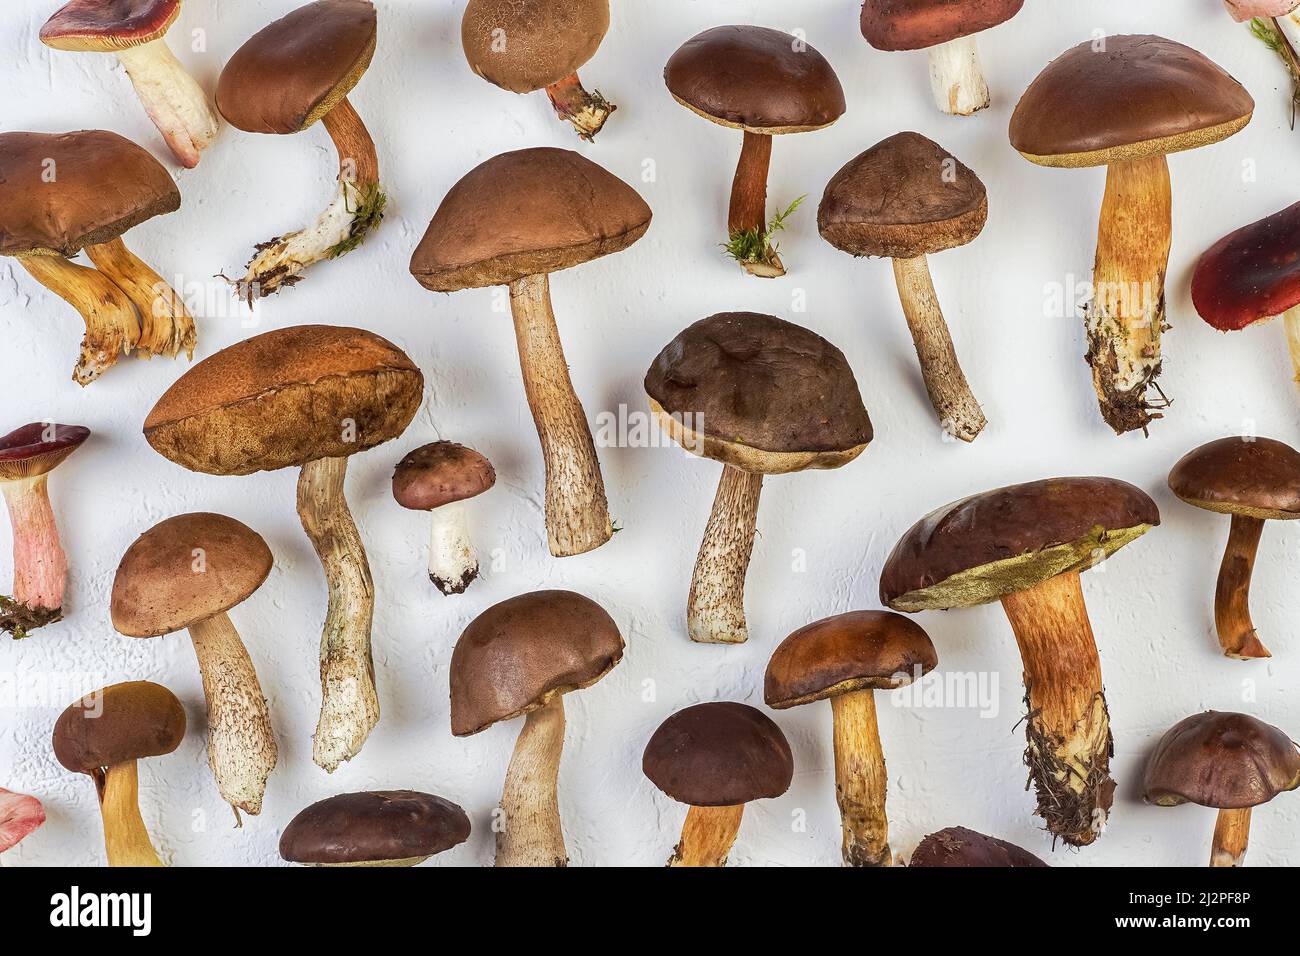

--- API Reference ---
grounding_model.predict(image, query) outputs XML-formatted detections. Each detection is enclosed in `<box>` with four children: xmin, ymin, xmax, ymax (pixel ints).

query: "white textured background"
<box><xmin>3</xmin><ymin>0</ymin><xmax>1300</xmax><ymax>868</ymax></box>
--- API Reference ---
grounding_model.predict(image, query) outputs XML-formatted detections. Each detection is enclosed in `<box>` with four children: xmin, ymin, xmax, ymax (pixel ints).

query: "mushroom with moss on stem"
<box><xmin>907</xmin><ymin>826</ymin><xmax>1046</xmax><ymax>867</ymax></box>
<box><xmin>0</xmin><ymin>790</ymin><xmax>46</xmax><ymax>856</ymax></box>
<box><xmin>280</xmin><ymin>790</ymin><xmax>470</xmax><ymax>867</ymax></box>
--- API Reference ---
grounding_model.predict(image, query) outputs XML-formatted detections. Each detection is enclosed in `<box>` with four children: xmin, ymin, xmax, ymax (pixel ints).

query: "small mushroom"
<box><xmin>392</xmin><ymin>442</ymin><xmax>496</xmax><ymax>596</ymax></box>
<box><xmin>280</xmin><ymin>791</ymin><xmax>470</xmax><ymax>867</ymax></box>
<box><xmin>450</xmin><ymin>590</ymin><xmax>623</xmax><ymax>867</ymax></box>
<box><xmin>907</xmin><ymin>826</ymin><xmax>1047</xmax><ymax>867</ymax></box>
<box><xmin>764</xmin><ymin>611</ymin><xmax>937</xmax><ymax>867</ymax></box>
<box><xmin>645</xmin><ymin>313</ymin><xmax>872</xmax><ymax>644</ymax></box>
<box><xmin>1143</xmin><ymin>711</ymin><xmax>1300</xmax><ymax>867</ymax></box>
<box><xmin>664</xmin><ymin>26</ymin><xmax>845</xmax><ymax>278</ymax></box>
<box><xmin>819</xmin><ymin>132</ymin><xmax>988</xmax><ymax>442</ymax></box>
<box><xmin>642</xmin><ymin>702</ymin><xmax>793</xmax><ymax>867</ymax></box>
<box><xmin>52</xmin><ymin>680</ymin><xmax>186</xmax><ymax>867</ymax></box>
<box><xmin>0</xmin><ymin>789</ymin><xmax>46</xmax><ymax>855</ymax></box>
<box><xmin>111</xmin><ymin>513</ymin><xmax>278</xmax><ymax>819</ymax></box>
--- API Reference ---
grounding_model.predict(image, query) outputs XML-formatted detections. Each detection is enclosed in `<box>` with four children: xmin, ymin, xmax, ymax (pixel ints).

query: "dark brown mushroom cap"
<box><xmin>642</xmin><ymin>702</ymin><xmax>794</xmax><ymax>807</ymax></box>
<box><xmin>861</xmin><ymin>0</ymin><xmax>1024</xmax><ymax>51</ymax></box>
<box><xmin>908</xmin><ymin>826</ymin><xmax>1047</xmax><ymax>867</ymax></box>
<box><xmin>0</xmin><ymin>423</ymin><xmax>89</xmax><ymax>482</ymax></box>
<box><xmin>409</xmin><ymin>147</ymin><xmax>651</xmax><ymax>292</ymax></box>
<box><xmin>143</xmin><ymin>325</ymin><xmax>423</xmax><ymax>476</ymax></box>
<box><xmin>1192</xmin><ymin>202</ymin><xmax>1300</xmax><ymax>332</ymax></box>
<box><xmin>1143</xmin><ymin>711</ymin><xmax>1300</xmax><ymax>810</ymax></box>
<box><xmin>880</xmin><ymin>477</ymin><xmax>1160</xmax><ymax>612</ymax></box>
<box><xmin>664</xmin><ymin>26</ymin><xmax>846</xmax><ymax>134</ymax></box>
<box><xmin>392</xmin><ymin>441</ymin><xmax>496</xmax><ymax>511</ymax></box>
<box><xmin>1169</xmin><ymin>437</ymin><xmax>1300</xmax><ymax>521</ymax></box>
<box><xmin>450</xmin><ymin>590</ymin><xmax>623</xmax><ymax>736</ymax></box>
<box><xmin>40</xmin><ymin>0</ymin><xmax>179</xmax><ymax>50</ymax></box>
<box><xmin>279</xmin><ymin>790</ymin><xmax>471</xmax><ymax>864</ymax></box>
<box><xmin>216</xmin><ymin>0</ymin><xmax>377</xmax><ymax>135</ymax></box>
<box><xmin>818</xmin><ymin>132</ymin><xmax>988</xmax><ymax>260</ymax></box>
<box><xmin>462</xmin><ymin>0</ymin><xmax>608</xmax><ymax>93</ymax></box>
<box><xmin>1009</xmin><ymin>35</ymin><xmax>1254</xmax><ymax>168</ymax></box>
<box><xmin>0</xmin><ymin>130</ymin><xmax>180</xmax><ymax>258</ymax></box>
<box><xmin>52</xmin><ymin>681</ymin><xmax>186</xmax><ymax>772</ymax></box>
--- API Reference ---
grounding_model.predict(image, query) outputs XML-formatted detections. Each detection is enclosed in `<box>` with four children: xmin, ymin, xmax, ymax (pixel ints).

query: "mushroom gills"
<box><xmin>115</xmin><ymin>38</ymin><xmax>220</xmax><ymax>169</ymax></box>
<box><xmin>927</xmin><ymin>35</ymin><xmax>990</xmax><ymax>115</ymax></box>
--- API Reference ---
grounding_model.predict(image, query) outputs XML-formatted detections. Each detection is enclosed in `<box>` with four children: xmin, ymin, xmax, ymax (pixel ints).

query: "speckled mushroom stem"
<box><xmin>1215</xmin><ymin>514</ymin><xmax>1271</xmax><ymax>659</ymax></box>
<box><xmin>84</xmin><ymin>237</ymin><xmax>196</xmax><ymax>359</ymax></box>
<box><xmin>1</xmin><ymin>475</ymin><xmax>68</xmax><ymax>639</ymax></box>
<box><xmin>729</xmin><ymin>130</ymin><xmax>785</xmax><ymax>279</ymax></box>
<box><xmin>428</xmin><ymin>502</ymin><xmax>478</xmax><ymax>595</ymax></box>
<box><xmin>688</xmin><ymin>465</ymin><xmax>763</xmax><ymax>644</ymax></box>
<box><xmin>831</xmin><ymin>689</ymin><xmax>892</xmax><ymax>867</ymax></box>
<box><xmin>1283</xmin><ymin>305</ymin><xmax>1300</xmax><ymax>388</ymax></box>
<box><xmin>1211</xmin><ymin>807</ymin><xmax>1252</xmax><ymax>867</ymax></box>
<box><xmin>668</xmin><ymin>804</ymin><xmax>745</xmax><ymax>866</ymax></box>
<box><xmin>496</xmin><ymin>697</ymin><xmax>567</xmax><ymax>867</ymax></box>
<box><xmin>94</xmin><ymin>762</ymin><xmax>163</xmax><ymax>867</ymax></box>
<box><xmin>545</xmin><ymin>72</ymin><xmax>616</xmax><ymax>141</ymax></box>
<box><xmin>115</xmin><ymin>38</ymin><xmax>220</xmax><ymax>169</ymax></box>
<box><xmin>927</xmin><ymin>36</ymin><xmax>990</xmax><ymax>115</ymax></box>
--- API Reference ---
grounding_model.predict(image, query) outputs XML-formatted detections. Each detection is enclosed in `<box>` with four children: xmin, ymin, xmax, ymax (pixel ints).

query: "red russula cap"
<box><xmin>1192</xmin><ymin>202</ymin><xmax>1300</xmax><ymax>332</ymax></box>
<box><xmin>861</xmin><ymin>0</ymin><xmax>1024</xmax><ymax>52</ymax></box>
<box><xmin>392</xmin><ymin>442</ymin><xmax>496</xmax><ymax>511</ymax></box>
<box><xmin>41</xmin><ymin>0</ymin><xmax>180</xmax><ymax>51</ymax></box>
<box><xmin>0</xmin><ymin>423</ymin><xmax>90</xmax><ymax>482</ymax></box>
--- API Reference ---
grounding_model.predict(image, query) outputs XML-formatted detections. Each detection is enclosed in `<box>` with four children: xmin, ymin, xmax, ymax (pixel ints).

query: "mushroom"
<box><xmin>216</xmin><ymin>0</ymin><xmax>383</xmax><ymax>302</ymax></box>
<box><xmin>764</xmin><ymin>610</ymin><xmax>937</xmax><ymax>867</ymax></box>
<box><xmin>907</xmin><ymin>826</ymin><xmax>1047</xmax><ymax>867</ymax></box>
<box><xmin>1143</xmin><ymin>711</ymin><xmax>1300</xmax><ymax>866</ymax></box>
<box><xmin>52</xmin><ymin>680</ymin><xmax>186</xmax><ymax>867</ymax></box>
<box><xmin>0</xmin><ymin>130</ymin><xmax>195</xmax><ymax>384</ymax></box>
<box><xmin>642</xmin><ymin>702</ymin><xmax>793</xmax><ymax>867</ymax></box>
<box><xmin>1009</xmin><ymin>36</ymin><xmax>1254</xmax><ymax>435</ymax></box>
<box><xmin>391</xmin><ymin>442</ymin><xmax>496</xmax><ymax>596</ymax></box>
<box><xmin>664</xmin><ymin>26</ymin><xmax>845</xmax><ymax>278</ymax></box>
<box><xmin>819</xmin><ymin>132</ymin><xmax>988</xmax><ymax>442</ymax></box>
<box><xmin>0</xmin><ymin>423</ymin><xmax>88</xmax><ymax>639</ymax></box>
<box><xmin>645</xmin><ymin>313</ymin><xmax>872</xmax><ymax>644</ymax></box>
<box><xmin>1225</xmin><ymin>1</ymin><xmax>1299</xmax><ymax>21</ymax></box>
<box><xmin>1168</xmin><ymin>436</ymin><xmax>1300</xmax><ymax>660</ymax></box>
<box><xmin>40</xmin><ymin>0</ymin><xmax>220</xmax><ymax>167</ymax></box>
<box><xmin>409</xmin><ymin>147</ymin><xmax>650</xmax><ymax>557</ymax></box>
<box><xmin>143</xmin><ymin>325</ymin><xmax>423</xmax><ymax>772</ymax></box>
<box><xmin>860</xmin><ymin>0</ymin><xmax>1024</xmax><ymax>116</ymax></box>
<box><xmin>111</xmin><ymin>513</ymin><xmax>278</xmax><ymax>820</ymax></box>
<box><xmin>450</xmin><ymin>590</ymin><xmax>623</xmax><ymax>867</ymax></box>
<box><xmin>0</xmin><ymin>789</ymin><xmax>46</xmax><ymax>855</ymax></box>
<box><xmin>279</xmin><ymin>790</ymin><xmax>470</xmax><ymax>867</ymax></box>
<box><xmin>462</xmin><ymin>0</ymin><xmax>616</xmax><ymax>140</ymax></box>
<box><xmin>880</xmin><ymin>477</ymin><xmax>1160</xmax><ymax>847</ymax></box>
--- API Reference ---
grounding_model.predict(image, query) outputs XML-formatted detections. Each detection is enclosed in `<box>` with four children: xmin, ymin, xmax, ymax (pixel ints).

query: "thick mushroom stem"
<box><xmin>831</xmin><ymin>689</ymin><xmax>892</xmax><ymax>867</ymax></box>
<box><xmin>688</xmin><ymin>466</ymin><xmax>763</xmax><ymax>644</ymax></box>
<box><xmin>1283</xmin><ymin>304</ymin><xmax>1300</xmax><ymax>387</ymax></box>
<box><xmin>115</xmin><ymin>38</ymin><xmax>220</xmax><ymax>168</ymax></box>
<box><xmin>0</xmin><ymin>475</ymin><xmax>67</xmax><ymax>638</ymax></box>
<box><xmin>668</xmin><ymin>804</ymin><xmax>745</xmax><ymax>867</ymax></box>
<box><xmin>509</xmin><ymin>273</ymin><xmax>612</xmax><ymax>557</ymax></box>
<box><xmin>496</xmin><ymin>697</ymin><xmax>567</xmax><ymax>867</ymax></box>
<box><xmin>927</xmin><ymin>36</ymin><xmax>991</xmax><ymax>115</ymax></box>
<box><xmin>544</xmin><ymin>72</ymin><xmax>616</xmax><ymax>141</ymax></box>
<box><xmin>728</xmin><ymin>131</ymin><xmax>784</xmax><ymax>278</ymax></box>
<box><xmin>1210</xmin><ymin>807</ymin><xmax>1252</xmax><ymax>867</ymax></box>
<box><xmin>1215</xmin><ymin>514</ymin><xmax>1271</xmax><ymax>660</ymax></box>
<box><xmin>427</xmin><ymin>502</ymin><xmax>478</xmax><ymax>595</ymax></box>
<box><xmin>95</xmin><ymin>762</ymin><xmax>163</xmax><ymax>867</ymax></box>
<box><xmin>84</xmin><ymin>237</ymin><xmax>195</xmax><ymax>359</ymax></box>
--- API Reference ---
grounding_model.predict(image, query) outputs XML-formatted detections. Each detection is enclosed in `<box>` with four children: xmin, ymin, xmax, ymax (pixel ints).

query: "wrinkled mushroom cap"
<box><xmin>861</xmin><ymin>0</ymin><xmax>1024</xmax><ymax>51</ymax></box>
<box><xmin>392</xmin><ymin>441</ymin><xmax>496</xmax><ymax>511</ymax></box>
<box><xmin>279</xmin><ymin>790</ymin><xmax>471</xmax><ymax>864</ymax></box>
<box><xmin>880</xmin><ymin>477</ymin><xmax>1160</xmax><ymax>612</ymax></box>
<box><xmin>1169</xmin><ymin>437</ymin><xmax>1300</xmax><ymax>521</ymax></box>
<box><xmin>1192</xmin><ymin>202</ymin><xmax>1300</xmax><ymax>332</ymax></box>
<box><xmin>52</xmin><ymin>681</ymin><xmax>186</xmax><ymax>772</ymax></box>
<box><xmin>1144</xmin><ymin>711</ymin><xmax>1300</xmax><ymax>810</ymax></box>
<box><xmin>144</xmin><ymin>325</ymin><xmax>423</xmax><ymax>476</ymax></box>
<box><xmin>462</xmin><ymin>0</ymin><xmax>608</xmax><ymax>93</ymax></box>
<box><xmin>40</xmin><ymin>0</ymin><xmax>179</xmax><ymax>51</ymax></box>
<box><xmin>908</xmin><ymin>826</ymin><xmax>1047</xmax><ymax>867</ymax></box>
<box><xmin>0</xmin><ymin>423</ymin><xmax>89</xmax><ymax>482</ymax></box>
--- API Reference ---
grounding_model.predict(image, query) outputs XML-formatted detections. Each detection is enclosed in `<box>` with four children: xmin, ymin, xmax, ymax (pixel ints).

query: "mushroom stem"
<box><xmin>96</xmin><ymin>761</ymin><xmax>163</xmax><ymax>867</ymax></box>
<box><xmin>727</xmin><ymin>131</ymin><xmax>785</xmax><ymax>278</ymax></box>
<box><xmin>1210</xmin><ymin>806</ymin><xmax>1252</xmax><ymax>867</ymax></box>
<box><xmin>508</xmin><ymin>272</ymin><xmax>612</xmax><ymax>557</ymax></box>
<box><xmin>115</xmin><ymin>38</ymin><xmax>220</xmax><ymax>169</ymax></box>
<box><xmin>84</xmin><ymin>236</ymin><xmax>195</xmax><ymax>359</ymax></box>
<box><xmin>496</xmin><ymin>697</ymin><xmax>567</xmax><ymax>867</ymax></box>
<box><xmin>544</xmin><ymin>71</ymin><xmax>616</xmax><ymax>141</ymax></box>
<box><xmin>831</xmin><ymin>689</ymin><xmax>892</xmax><ymax>867</ymax></box>
<box><xmin>891</xmin><ymin>254</ymin><xmax>987</xmax><ymax>442</ymax></box>
<box><xmin>0</xmin><ymin>475</ymin><xmax>67</xmax><ymax>639</ymax></box>
<box><xmin>688</xmin><ymin>465</ymin><xmax>763</xmax><ymax>644</ymax></box>
<box><xmin>1283</xmin><ymin>304</ymin><xmax>1300</xmax><ymax>387</ymax></box>
<box><xmin>927</xmin><ymin>36</ymin><xmax>991</xmax><ymax>115</ymax></box>
<box><xmin>427</xmin><ymin>501</ymin><xmax>478</xmax><ymax>595</ymax></box>
<box><xmin>296</xmin><ymin>455</ymin><xmax>379</xmax><ymax>773</ymax></box>
<box><xmin>1215</xmin><ymin>514</ymin><xmax>1271</xmax><ymax>659</ymax></box>
<box><xmin>668</xmin><ymin>804</ymin><xmax>745</xmax><ymax>867</ymax></box>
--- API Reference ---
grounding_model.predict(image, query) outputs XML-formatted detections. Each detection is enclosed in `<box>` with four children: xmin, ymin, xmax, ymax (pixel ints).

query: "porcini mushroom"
<box><xmin>280</xmin><ymin>790</ymin><xmax>470</xmax><ymax>866</ymax></box>
<box><xmin>52</xmin><ymin>680</ymin><xmax>186</xmax><ymax>867</ymax></box>
<box><xmin>880</xmin><ymin>477</ymin><xmax>1160</xmax><ymax>846</ymax></box>
<box><xmin>450</xmin><ymin>590</ymin><xmax>623</xmax><ymax>867</ymax></box>
<box><xmin>664</xmin><ymin>26</ymin><xmax>845</xmax><ymax>278</ymax></box>
<box><xmin>645</xmin><ymin>313</ymin><xmax>872</xmax><ymax>644</ymax></box>
<box><xmin>642</xmin><ymin>702</ymin><xmax>793</xmax><ymax>867</ymax></box>
<box><xmin>144</xmin><ymin>325</ymin><xmax>423</xmax><ymax>772</ymax></box>
<box><xmin>908</xmin><ymin>826</ymin><xmax>1047</xmax><ymax>867</ymax></box>
<box><xmin>0</xmin><ymin>790</ymin><xmax>46</xmax><ymax>855</ymax></box>
<box><xmin>216</xmin><ymin>0</ymin><xmax>384</xmax><ymax>302</ymax></box>
<box><xmin>764</xmin><ymin>610</ymin><xmax>937</xmax><ymax>867</ymax></box>
<box><xmin>819</xmin><ymin>132</ymin><xmax>988</xmax><ymax>442</ymax></box>
<box><xmin>1010</xmin><ymin>36</ymin><xmax>1254</xmax><ymax>435</ymax></box>
<box><xmin>111</xmin><ymin>513</ymin><xmax>278</xmax><ymax>819</ymax></box>
<box><xmin>410</xmin><ymin>147</ymin><xmax>651</xmax><ymax>558</ymax></box>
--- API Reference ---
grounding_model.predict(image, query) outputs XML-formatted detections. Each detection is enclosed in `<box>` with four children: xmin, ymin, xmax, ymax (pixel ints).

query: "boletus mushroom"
<box><xmin>645</xmin><ymin>313</ymin><xmax>872</xmax><ymax>644</ymax></box>
<box><xmin>908</xmin><ymin>826</ymin><xmax>1047</xmax><ymax>867</ymax></box>
<box><xmin>143</xmin><ymin>325</ymin><xmax>423</xmax><ymax>772</ymax></box>
<box><xmin>880</xmin><ymin>477</ymin><xmax>1161</xmax><ymax>846</ymax></box>
<box><xmin>280</xmin><ymin>790</ymin><xmax>470</xmax><ymax>866</ymax></box>
<box><xmin>1009</xmin><ymin>36</ymin><xmax>1254</xmax><ymax>435</ymax></box>
<box><xmin>0</xmin><ymin>789</ymin><xmax>46</xmax><ymax>855</ymax></box>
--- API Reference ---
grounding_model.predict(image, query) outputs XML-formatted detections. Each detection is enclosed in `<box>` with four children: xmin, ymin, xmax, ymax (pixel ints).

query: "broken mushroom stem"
<box><xmin>669</xmin><ymin>804</ymin><xmax>745</xmax><ymax>867</ymax></box>
<box><xmin>1211</xmin><ymin>806</ymin><xmax>1252</xmax><ymax>867</ymax></box>
<box><xmin>497</xmin><ymin>697</ymin><xmax>567</xmax><ymax>867</ymax></box>
<box><xmin>1</xmin><ymin>474</ymin><xmax>67</xmax><ymax>635</ymax></box>
<box><xmin>927</xmin><ymin>35</ymin><xmax>991</xmax><ymax>115</ymax></box>
<box><xmin>831</xmin><ymin>689</ymin><xmax>892</xmax><ymax>867</ymax></box>
<box><xmin>728</xmin><ymin>130</ymin><xmax>785</xmax><ymax>278</ymax></box>
<box><xmin>84</xmin><ymin>236</ymin><xmax>195</xmax><ymax>359</ymax></box>
<box><xmin>428</xmin><ymin>501</ymin><xmax>477</xmax><ymax>595</ymax></box>
<box><xmin>544</xmin><ymin>72</ymin><xmax>616</xmax><ymax>142</ymax></box>
<box><xmin>1215</xmin><ymin>514</ymin><xmax>1270</xmax><ymax>659</ymax></box>
<box><xmin>115</xmin><ymin>38</ymin><xmax>221</xmax><ymax>169</ymax></box>
<box><xmin>688</xmin><ymin>465</ymin><xmax>763</xmax><ymax>645</ymax></box>
<box><xmin>94</xmin><ymin>762</ymin><xmax>163</xmax><ymax>868</ymax></box>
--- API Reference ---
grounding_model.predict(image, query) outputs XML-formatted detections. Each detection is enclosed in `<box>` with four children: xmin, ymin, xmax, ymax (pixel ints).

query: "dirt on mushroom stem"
<box><xmin>545</xmin><ymin>72</ymin><xmax>616</xmax><ymax>141</ymax></box>
<box><xmin>1</xmin><ymin>474</ymin><xmax>68</xmax><ymax>639</ymax></box>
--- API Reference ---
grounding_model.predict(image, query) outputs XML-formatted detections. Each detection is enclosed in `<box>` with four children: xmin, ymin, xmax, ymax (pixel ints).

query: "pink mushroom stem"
<box><xmin>1</xmin><ymin>475</ymin><xmax>68</xmax><ymax>634</ymax></box>
<box><xmin>0</xmin><ymin>788</ymin><xmax>46</xmax><ymax>854</ymax></box>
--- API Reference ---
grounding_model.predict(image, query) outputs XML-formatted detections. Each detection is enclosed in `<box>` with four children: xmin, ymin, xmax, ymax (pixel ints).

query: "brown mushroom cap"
<box><xmin>40</xmin><ymin>0</ymin><xmax>179</xmax><ymax>51</ymax></box>
<box><xmin>1143</xmin><ymin>711</ymin><xmax>1300</xmax><ymax>810</ymax></box>
<box><xmin>664</xmin><ymin>25</ymin><xmax>846</xmax><ymax>134</ymax></box>
<box><xmin>1192</xmin><ymin>203</ymin><xmax>1300</xmax><ymax>332</ymax></box>
<box><xmin>216</xmin><ymin>0</ymin><xmax>377</xmax><ymax>135</ymax></box>
<box><xmin>861</xmin><ymin>0</ymin><xmax>1024</xmax><ymax>52</ymax></box>
<box><xmin>450</xmin><ymin>590</ymin><xmax>623</xmax><ymax>736</ymax></box>
<box><xmin>52</xmin><ymin>681</ymin><xmax>186</xmax><ymax>772</ymax></box>
<box><xmin>143</xmin><ymin>325</ymin><xmax>423</xmax><ymax>477</ymax></box>
<box><xmin>279</xmin><ymin>790</ymin><xmax>471</xmax><ymax>864</ymax></box>
<box><xmin>0</xmin><ymin>423</ymin><xmax>90</xmax><ymax>482</ymax></box>
<box><xmin>880</xmin><ymin>477</ymin><xmax>1160</xmax><ymax>612</ymax></box>
<box><xmin>1009</xmin><ymin>35</ymin><xmax>1254</xmax><ymax>169</ymax></box>
<box><xmin>392</xmin><ymin>441</ymin><xmax>496</xmax><ymax>511</ymax></box>
<box><xmin>462</xmin><ymin>0</ymin><xmax>608</xmax><ymax>93</ymax></box>
<box><xmin>908</xmin><ymin>826</ymin><xmax>1047</xmax><ymax>867</ymax></box>
<box><xmin>1169</xmin><ymin>437</ymin><xmax>1300</xmax><ymax>521</ymax></box>
<box><xmin>642</xmin><ymin>702</ymin><xmax>794</xmax><ymax>807</ymax></box>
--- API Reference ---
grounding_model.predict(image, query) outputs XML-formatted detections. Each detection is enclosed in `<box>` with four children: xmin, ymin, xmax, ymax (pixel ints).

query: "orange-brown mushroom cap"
<box><xmin>861</xmin><ymin>0</ymin><xmax>1024</xmax><ymax>52</ymax></box>
<box><xmin>462</xmin><ymin>0</ymin><xmax>608</xmax><ymax>93</ymax></box>
<box><xmin>1143</xmin><ymin>711</ymin><xmax>1300</xmax><ymax>810</ymax></box>
<box><xmin>392</xmin><ymin>442</ymin><xmax>496</xmax><ymax>511</ymax></box>
<box><xmin>1169</xmin><ymin>437</ymin><xmax>1300</xmax><ymax>521</ymax></box>
<box><xmin>52</xmin><ymin>681</ymin><xmax>186</xmax><ymax>773</ymax></box>
<box><xmin>40</xmin><ymin>0</ymin><xmax>179</xmax><ymax>51</ymax></box>
<box><xmin>0</xmin><ymin>423</ymin><xmax>90</xmax><ymax>482</ymax></box>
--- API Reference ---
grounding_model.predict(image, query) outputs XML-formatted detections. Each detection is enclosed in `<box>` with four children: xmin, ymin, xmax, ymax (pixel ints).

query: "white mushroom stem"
<box><xmin>668</xmin><ymin>804</ymin><xmax>745</xmax><ymax>867</ymax></box>
<box><xmin>496</xmin><ymin>697</ymin><xmax>567</xmax><ymax>867</ymax></box>
<box><xmin>688</xmin><ymin>465</ymin><xmax>763</xmax><ymax>644</ymax></box>
<box><xmin>115</xmin><ymin>38</ymin><xmax>220</xmax><ymax>169</ymax></box>
<box><xmin>84</xmin><ymin>236</ymin><xmax>195</xmax><ymax>359</ymax></box>
<box><xmin>1283</xmin><ymin>304</ymin><xmax>1300</xmax><ymax>387</ymax></box>
<box><xmin>1211</xmin><ymin>807</ymin><xmax>1252</xmax><ymax>867</ymax></box>
<box><xmin>831</xmin><ymin>689</ymin><xmax>892</xmax><ymax>867</ymax></box>
<box><xmin>927</xmin><ymin>36</ymin><xmax>990</xmax><ymax>115</ymax></box>
<box><xmin>427</xmin><ymin>501</ymin><xmax>478</xmax><ymax>595</ymax></box>
<box><xmin>95</xmin><ymin>762</ymin><xmax>163</xmax><ymax>867</ymax></box>
<box><xmin>1</xmin><ymin>474</ymin><xmax>68</xmax><ymax>638</ymax></box>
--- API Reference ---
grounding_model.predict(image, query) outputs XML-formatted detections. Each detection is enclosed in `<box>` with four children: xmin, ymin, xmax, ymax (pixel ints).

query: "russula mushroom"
<box><xmin>908</xmin><ymin>826</ymin><xmax>1047</xmax><ymax>867</ymax></box>
<box><xmin>462</xmin><ymin>0</ymin><xmax>616</xmax><ymax>140</ymax></box>
<box><xmin>143</xmin><ymin>325</ymin><xmax>423</xmax><ymax>772</ymax></box>
<box><xmin>764</xmin><ymin>611</ymin><xmax>937</xmax><ymax>867</ymax></box>
<box><xmin>0</xmin><ymin>130</ymin><xmax>195</xmax><ymax>384</ymax></box>
<box><xmin>0</xmin><ymin>423</ymin><xmax>88</xmax><ymax>639</ymax></box>
<box><xmin>664</xmin><ymin>26</ymin><xmax>845</xmax><ymax>278</ymax></box>
<box><xmin>642</xmin><ymin>702</ymin><xmax>793</xmax><ymax>867</ymax></box>
<box><xmin>216</xmin><ymin>0</ymin><xmax>383</xmax><ymax>302</ymax></box>
<box><xmin>280</xmin><ymin>790</ymin><xmax>470</xmax><ymax>867</ymax></box>
<box><xmin>1010</xmin><ymin>36</ymin><xmax>1254</xmax><ymax>435</ymax></box>
<box><xmin>880</xmin><ymin>477</ymin><xmax>1161</xmax><ymax>847</ymax></box>
<box><xmin>392</xmin><ymin>441</ymin><xmax>496</xmax><ymax>595</ymax></box>
<box><xmin>1144</xmin><ymin>711</ymin><xmax>1300</xmax><ymax>867</ymax></box>
<box><xmin>645</xmin><ymin>313</ymin><xmax>872</xmax><ymax>644</ymax></box>
<box><xmin>40</xmin><ymin>0</ymin><xmax>220</xmax><ymax>167</ymax></box>
<box><xmin>0</xmin><ymin>789</ymin><xmax>46</xmax><ymax>855</ymax></box>
<box><xmin>1168</xmin><ymin>436</ymin><xmax>1300</xmax><ymax>660</ymax></box>
<box><xmin>52</xmin><ymin>680</ymin><xmax>186</xmax><ymax>867</ymax></box>
<box><xmin>450</xmin><ymin>590</ymin><xmax>623</xmax><ymax>867</ymax></box>
<box><xmin>410</xmin><ymin>147</ymin><xmax>651</xmax><ymax>558</ymax></box>
<box><xmin>1225</xmin><ymin>1</ymin><xmax>1299</xmax><ymax>21</ymax></box>
<box><xmin>111</xmin><ymin>513</ymin><xmax>278</xmax><ymax>820</ymax></box>
<box><xmin>819</xmin><ymin>132</ymin><xmax>988</xmax><ymax>442</ymax></box>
